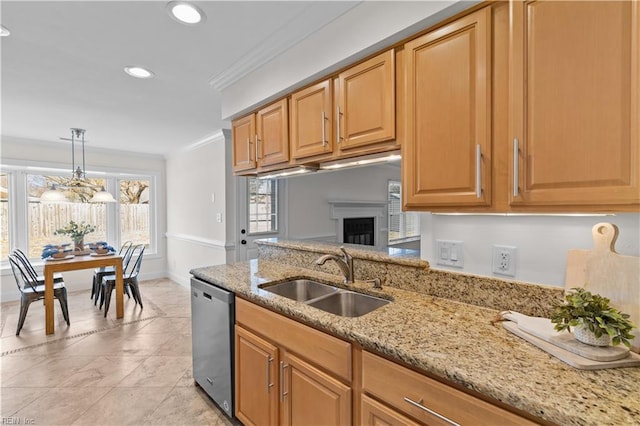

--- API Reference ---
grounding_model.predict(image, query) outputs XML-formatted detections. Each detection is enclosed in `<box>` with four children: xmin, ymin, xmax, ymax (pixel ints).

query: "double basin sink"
<box><xmin>260</xmin><ymin>279</ymin><xmax>389</xmax><ymax>317</ymax></box>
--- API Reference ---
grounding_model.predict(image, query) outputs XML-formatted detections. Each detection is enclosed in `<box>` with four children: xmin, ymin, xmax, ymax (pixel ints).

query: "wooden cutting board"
<box><xmin>565</xmin><ymin>223</ymin><xmax>640</xmax><ymax>353</ymax></box>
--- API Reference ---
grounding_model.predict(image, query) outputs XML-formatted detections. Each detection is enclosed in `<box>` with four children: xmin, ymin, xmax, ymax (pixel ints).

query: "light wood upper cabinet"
<box><xmin>509</xmin><ymin>0</ymin><xmax>640</xmax><ymax>210</ymax></box>
<box><xmin>256</xmin><ymin>99</ymin><xmax>290</xmax><ymax>168</ymax></box>
<box><xmin>233</xmin><ymin>99</ymin><xmax>290</xmax><ymax>175</ymax></box>
<box><xmin>336</xmin><ymin>50</ymin><xmax>395</xmax><ymax>151</ymax></box>
<box><xmin>290</xmin><ymin>79</ymin><xmax>334</xmax><ymax>160</ymax></box>
<box><xmin>403</xmin><ymin>7</ymin><xmax>492</xmax><ymax>209</ymax></box>
<box><xmin>232</xmin><ymin>114</ymin><xmax>256</xmax><ymax>173</ymax></box>
<box><xmin>234</xmin><ymin>326</ymin><xmax>279</xmax><ymax>426</ymax></box>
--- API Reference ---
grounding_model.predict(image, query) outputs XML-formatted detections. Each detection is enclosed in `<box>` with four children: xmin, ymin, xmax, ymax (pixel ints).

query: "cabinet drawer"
<box><xmin>362</xmin><ymin>351</ymin><xmax>537</xmax><ymax>425</ymax></box>
<box><xmin>236</xmin><ymin>298</ymin><xmax>351</xmax><ymax>381</ymax></box>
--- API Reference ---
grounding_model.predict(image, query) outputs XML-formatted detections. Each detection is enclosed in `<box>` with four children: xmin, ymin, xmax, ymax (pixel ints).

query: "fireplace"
<box><xmin>343</xmin><ymin>217</ymin><xmax>375</xmax><ymax>246</ymax></box>
<box><xmin>328</xmin><ymin>200</ymin><xmax>387</xmax><ymax>248</ymax></box>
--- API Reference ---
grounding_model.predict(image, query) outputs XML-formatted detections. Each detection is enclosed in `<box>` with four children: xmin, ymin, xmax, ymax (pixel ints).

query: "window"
<box><xmin>248</xmin><ymin>178</ymin><xmax>278</xmax><ymax>234</ymax></box>
<box><xmin>388</xmin><ymin>180</ymin><xmax>420</xmax><ymax>243</ymax></box>
<box><xmin>0</xmin><ymin>166</ymin><xmax>156</xmax><ymax>261</ymax></box>
<box><xmin>119</xmin><ymin>179</ymin><xmax>150</xmax><ymax>247</ymax></box>
<box><xmin>0</xmin><ymin>173</ymin><xmax>9</xmax><ymax>259</ymax></box>
<box><xmin>27</xmin><ymin>174</ymin><xmax>107</xmax><ymax>257</ymax></box>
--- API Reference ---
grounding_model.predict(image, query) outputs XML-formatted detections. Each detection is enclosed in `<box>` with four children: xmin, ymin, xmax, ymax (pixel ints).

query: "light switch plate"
<box><xmin>436</xmin><ymin>240</ymin><xmax>464</xmax><ymax>268</ymax></box>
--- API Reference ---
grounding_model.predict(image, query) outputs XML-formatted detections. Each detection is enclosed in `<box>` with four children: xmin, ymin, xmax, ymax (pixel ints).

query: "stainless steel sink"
<box><xmin>261</xmin><ymin>279</ymin><xmax>339</xmax><ymax>302</ymax></box>
<box><xmin>260</xmin><ymin>279</ymin><xmax>390</xmax><ymax>317</ymax></box>
<box><xmin>307</xmin><ymin>291</ymin><xmax>389</xmax><ymax>317</ymax></box>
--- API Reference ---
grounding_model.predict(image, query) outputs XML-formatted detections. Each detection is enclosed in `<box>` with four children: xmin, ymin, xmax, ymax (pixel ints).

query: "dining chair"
<box><xmin>12</xmin><ymin>248</ymin><xmax>64</xmax><ymax>284</ymax></box>
<box><xmin>91</xmin><ymin>241</ymin><xmax>133</xmax><ymax>303</ymax></box>
<box><xmin>8</xmin><ymin>254</ymin><xmax>70</xmax><ymax>335</ymax></box>
<box><xmin>100</xmin><ymin>244</ymin><xmax>145</xmax><ymax>317</ymax></box>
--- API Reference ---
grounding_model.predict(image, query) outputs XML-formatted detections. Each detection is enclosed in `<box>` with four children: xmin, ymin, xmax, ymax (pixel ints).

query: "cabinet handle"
<box><xmin>280</xmin><ymin>361</ymin><xmax>289</xmax><ymax>402</ymax></box>
<box><xmin>336</xmin><ymin>106</ymin><xmax>342</xmax><ymax>144</ymax></box>
<box><xmin>513</xmin><ymin>138</ymin><xmax>519</xmax><ymax>197</ymax></box>
<box><xmin>475</xmin><ymin>144</ymin><xmax>482</xmax><ymax>198</ymax></box>
<box><xmin>403</xmin><ymin>397</ymin><xmax>460</xmax><ymax>426</ymax></box>
<box><xmin>266</xmin><ymin>356</ymin><xmax>273</xmax><ymax>390</ymax></box>
<box><xmin>246</xmin><ymin>137</ymin><xmax>251</xmax><ymax>161</ymax></box>
<box><xmin>255</xmin><ymin>134</ymin><xmax>260</xmax><ymax>160</ymax></box>
<box><xmin>321</xmin><ymin>111</ymin><xmax>327</xmax><ymax>147</ymax></box>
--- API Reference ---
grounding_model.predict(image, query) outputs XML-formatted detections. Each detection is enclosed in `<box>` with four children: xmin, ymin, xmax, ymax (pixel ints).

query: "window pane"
<box><xmin>120</xmin><ymin>179</ymin><xmax>150</xmax><ymax>247</ymax></box>
<box><xmin>248</xmin><ymin>178</ymin><xmax>277</xmax><ymax>234</ymax></box>
<box><xmin>27</xmin><ymin>174</ymin><xmax>107</xmax><ymax>257</ymax></box>
<box><xmin>1</xmin><ymin>173</ymin><xmax>9</xmax><ymax>259</ymax></box>
<box><xmin>388</xmin><ymin>180</ymin><xmax>420</xmax><ymax>243</ymax></box>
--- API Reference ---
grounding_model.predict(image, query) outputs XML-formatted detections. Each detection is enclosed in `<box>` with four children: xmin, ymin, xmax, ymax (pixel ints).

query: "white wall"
<box><xmin>286</xmin><ymin>164</ymin><xmax>401</xmax><ymax>241</ymax></box>
<box><xmin>221</xmin><ymin>1</ymin><xmax>477</xmax><ymax>118</ymax></box>
<box><xmin>0</xmin><ymin>136</ymin><xmax>167</xmax><ymax>301</ymax></box>
<box><xmin>165</xmin><ymin>130</ymin><xmax>236</xmax><ymax>287</ymax></box>
<box><xmin>421</xmin><ymin>213</ymin><xmax>640</xmax><ymax>287</ymax></box>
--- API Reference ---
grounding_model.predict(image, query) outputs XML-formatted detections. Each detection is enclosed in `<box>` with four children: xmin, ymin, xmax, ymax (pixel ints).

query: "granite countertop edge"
<box><xmin>190</xmin><ymin>261</ymin><xmax>640</xmax><ymax>426</ymax></box>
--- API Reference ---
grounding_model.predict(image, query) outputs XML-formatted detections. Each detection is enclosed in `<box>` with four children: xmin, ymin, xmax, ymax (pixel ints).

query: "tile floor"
<box><xmin>1</xmin><ymin>278</ymin><xmax>237</xmax><ymax>425</ymax></box>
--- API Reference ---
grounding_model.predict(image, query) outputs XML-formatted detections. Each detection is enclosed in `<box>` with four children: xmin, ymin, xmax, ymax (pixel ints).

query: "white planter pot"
<box><xmin>573</xmin><ymin>324</ymin><xmax>611</xmax><ymax>347</ymax></box>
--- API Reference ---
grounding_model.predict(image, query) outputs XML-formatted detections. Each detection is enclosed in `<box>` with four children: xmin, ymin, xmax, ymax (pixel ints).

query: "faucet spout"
<box><xmin>315</xmin><ymin>247</ymin><xmax>354</xmax><ymax>283</ymax></box>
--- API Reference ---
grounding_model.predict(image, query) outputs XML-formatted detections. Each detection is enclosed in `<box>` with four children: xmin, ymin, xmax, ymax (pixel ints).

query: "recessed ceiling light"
<box><xmin>167</xmin><ymin>1</ymin><xmax>206</xmax><ymax>25</ymax></box>
<box><xmin>0</xmin><ymin>25</ymin><xmax>10</xmax><ymax>37</ymax></box>
<box><xmin>124</xmin><ymin>66</ymin><xmax>155</xmax><ymax>79</ymax></box>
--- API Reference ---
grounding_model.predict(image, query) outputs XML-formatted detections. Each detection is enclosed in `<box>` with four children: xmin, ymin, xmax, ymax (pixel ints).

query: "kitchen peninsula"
<box><xmin>191</xmin><ymin>240</ymin><xmax>640</xmax><ymax>426</ymax></box>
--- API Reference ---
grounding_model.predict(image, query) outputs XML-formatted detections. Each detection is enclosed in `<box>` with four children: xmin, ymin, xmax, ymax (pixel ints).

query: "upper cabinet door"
<box><xmin>509</xmin><ymin>0</ymin><xmax>640</xmax><ymax>209</ymax></box>
<box><xmin>290</xmin><ymin>80</ymin><xmax>333</xmax><ymax>160</ymax></box>
<box><xmin>257</xmin><ymin>99</ymin><xmax>289</xmax><ymax>168</ymax></box>
<box><xmin>337</xmin><ymin>50</ymin><xmax>395</xmax><ymax>151</ymax></box>
<box><xmin>403</xmin><ymin>7</ymin><xmax>492</xmax><ymax>208</ymax></box>
<box><xmin>232</xmin><ymin>114</ymin><xmax>256</xmax><ymax>173</ymax></box>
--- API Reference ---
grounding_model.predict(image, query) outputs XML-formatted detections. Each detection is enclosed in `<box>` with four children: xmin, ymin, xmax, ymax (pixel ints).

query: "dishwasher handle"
<box><xmin>191</xmin><ymin>277</ymin><xmax>234</xmax><ymax>304</ymax></box>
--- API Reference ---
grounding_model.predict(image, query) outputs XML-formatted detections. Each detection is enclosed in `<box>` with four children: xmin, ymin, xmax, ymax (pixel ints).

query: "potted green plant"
<box><xmin>551</xmin><ymin>287</ymin><xmax>636</xmax><ymax>347</ymax></box>
<box><xmin>54</xmin><ymin>220</ymin><xmax>95</xmax><ymax>251</ymax></box>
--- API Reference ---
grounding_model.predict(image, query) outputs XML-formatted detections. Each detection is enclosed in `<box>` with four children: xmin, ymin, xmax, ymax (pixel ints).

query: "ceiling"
<box><xmin>0</xmin><ymin>1</ymin><xmax>359</xmax><ymax>157</ymax></box>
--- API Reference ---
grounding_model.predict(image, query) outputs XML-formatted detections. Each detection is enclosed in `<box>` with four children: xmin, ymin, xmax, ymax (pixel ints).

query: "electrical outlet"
<box><xmin>492</xmin><ymin>245</ymin><xmax>517</xmax><ymax>276</ymax></box>
<box><xmin>216</xmin><ymin>213</ymin><xmax>222</xmax><ymax>223</ymax></box>
<box><xmin>436</xmin><ymin>240</ymin><xmax>464</xmax><ymax>268</ymax></box>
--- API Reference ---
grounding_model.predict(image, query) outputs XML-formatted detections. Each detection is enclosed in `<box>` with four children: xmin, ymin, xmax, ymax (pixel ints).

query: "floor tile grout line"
<box><xmin>0</xmin><ymin>314</ymin><xmax>166</xmax><ymax>357</ymax></box>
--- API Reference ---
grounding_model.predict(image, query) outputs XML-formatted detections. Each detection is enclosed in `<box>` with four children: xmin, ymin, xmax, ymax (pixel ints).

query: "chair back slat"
<box><xmin>125</xmin><ymin>244</ymin><xmax>146</xmax><ymax>279</ymax></box>
<box><xmin>119</xmin><ymin>241</ymin><xmax>133</xmax><ymax>255</ymax></box>
<box><xmin>8</xmin><ymin>254</ymin><xmax>39</xmax><ymax>293</ymax></box>
<box><xmin>13</xmin><ymin>249</ymin><xmax>39</xmax><ymax>279</ymax></box>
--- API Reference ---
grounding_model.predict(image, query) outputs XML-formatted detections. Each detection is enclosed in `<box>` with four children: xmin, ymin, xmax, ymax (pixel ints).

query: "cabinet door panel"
<box><xmin>235</xmin><ymin>326</ymin><xmax>278</xmax><ymax>426</ymax></box>
<box><xmin>290</xmin><ymin>80</ymin><xmax>333</xmax><ymax>159</ymax></box>
<box><xmin>281</xmin><ymin>352</ymin><xmax>351</xmax><ymax>426</ymax></box>
<box><xmin>338</xmin><ymin>50</ymin><xmax>395</xmax><ymax>150</ymax></box>
<box><xmin>257</xmin><ymin>99</ymin><xmax>289</xmax><ymax>167</ymax></box>
<box><xmin>361</xmin><ymin>394</ymin><xmax>420</xmax><ymax>426</ymax></box>
<box><xmin>232</xmin><ymin>114</ymin><xmax>256</xmax><ymax>173</ymax></box>
<box><xmin>509</xmin><ymin>0</ymin><xmax>640</xmax><ymax>208</ymax></box>
<box><xmin>403</xmin><ymin>8</ymin><xmax>491</xmax><ymax>208</ymax></box>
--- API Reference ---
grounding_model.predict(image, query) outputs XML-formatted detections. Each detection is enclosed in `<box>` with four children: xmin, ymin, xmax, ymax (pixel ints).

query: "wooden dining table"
<box><xmin>43</xmin><ymin>253</ymin><xmax>124</xmax><ymax>335</ymax></box>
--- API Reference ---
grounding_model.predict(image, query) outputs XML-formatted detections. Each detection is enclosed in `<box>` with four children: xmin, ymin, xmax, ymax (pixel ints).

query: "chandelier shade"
<box><xmin>39</xmin><ymin>128</ymin><xmax>117</xmax><ymax>203</ymax></box>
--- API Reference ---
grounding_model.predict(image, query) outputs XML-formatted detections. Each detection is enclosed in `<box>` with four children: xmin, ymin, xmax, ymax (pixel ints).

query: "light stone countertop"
<box><xmin>190</xmin><ymin>259</ymin><xmax>640</xmax><ymax>426</ymax></box>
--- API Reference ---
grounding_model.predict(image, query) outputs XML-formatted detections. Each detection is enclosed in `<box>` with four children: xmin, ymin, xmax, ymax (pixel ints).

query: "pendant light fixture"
<box><xmin>40</xmin><ymin>128</ymin><xmax>117</xmax><ymax>203</ymax></box>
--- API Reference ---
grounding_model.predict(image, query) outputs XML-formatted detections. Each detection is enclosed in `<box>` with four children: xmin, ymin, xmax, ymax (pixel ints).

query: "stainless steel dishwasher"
<box><xmin>190</xmin><ymin>277</ymin><xmax>235</xmax><ymax>418</ymax></box>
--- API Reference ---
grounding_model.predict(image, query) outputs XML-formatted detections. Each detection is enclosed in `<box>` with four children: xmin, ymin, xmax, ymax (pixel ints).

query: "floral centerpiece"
<box><xmin>54</xmin><ymin>220</ymin><xmax>95</xmax><ymax>251</ymax></box>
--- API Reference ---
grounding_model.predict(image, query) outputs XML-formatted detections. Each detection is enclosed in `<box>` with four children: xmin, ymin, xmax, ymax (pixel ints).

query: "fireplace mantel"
<box><xmin>327</xmin><ymin>200</ymin><xmax>387</xmax><ymax>247</ymax></box>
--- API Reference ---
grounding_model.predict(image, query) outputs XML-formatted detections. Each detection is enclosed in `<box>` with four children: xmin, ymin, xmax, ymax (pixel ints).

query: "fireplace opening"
<box><xmin>343</xmin><ymin>217</ymin><xmax>374</xmax><ymax>246</ymax></box>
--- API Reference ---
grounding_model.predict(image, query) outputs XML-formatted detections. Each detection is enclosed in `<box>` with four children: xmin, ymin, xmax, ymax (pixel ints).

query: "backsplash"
<box><xmin>257</xmin><ymin>239</ymin><xmax>564</xmax><ymax>317</ymax></box>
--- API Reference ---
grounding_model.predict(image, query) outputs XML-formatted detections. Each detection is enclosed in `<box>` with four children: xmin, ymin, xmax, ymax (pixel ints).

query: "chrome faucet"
<box><xmin>316</xmin><ymin>246</ymin><xmax>354</xmax><ymax>284</ymax></box>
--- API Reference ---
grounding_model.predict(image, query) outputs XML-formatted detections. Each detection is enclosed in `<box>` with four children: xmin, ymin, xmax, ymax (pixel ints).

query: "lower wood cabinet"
<box><xmin>235</xmin><ymin>298</ymin><xmax>352</xmax><ymax>425</ymax></box>
<box><xmin>361</xmin><ymin>351</ymin><xmax>537</xmax><ymax>426</ymax></box>
<box><xmin>235</xmin><ymin>298</ymin><xmax>538</xmax><ymax>426</ymax></box>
